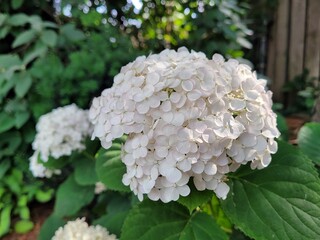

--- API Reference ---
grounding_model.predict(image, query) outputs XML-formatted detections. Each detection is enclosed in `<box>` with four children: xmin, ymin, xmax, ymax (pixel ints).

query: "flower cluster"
<box><xmin>52</xmin><ymin>218</ymin><xmax>117</xmax><ymax>240</ymax></box>
<box><xmin>29</xmin><ymin>104</ymin><xmax>92</xmax><ymax>177</ymax></box>
<box><xmin>89</xmin><ymin>47</ymin><xmax>280</xmax><ymax>202</ymax></box>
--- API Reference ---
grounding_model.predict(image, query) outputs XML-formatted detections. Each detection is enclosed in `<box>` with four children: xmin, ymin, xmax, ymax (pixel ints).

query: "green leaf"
<box><xmin>0</xmin><ymin>160</ymin><xmax>10</xmax><ymax>178</ymax></box>
<box><xmin>121</xmin><ymin>200</ymin><xmax>228</xmax><ymax>240</ymax></box>
<box><xmin>297</xmin><ymin>122</ymin><xmax>320</xmax><ymax>164</ymax></box>
<box><xmin>276</xmin><ymin>112</ymin><xmax>288</xmax><ymax>141</ymax></box>
<box><xmin>14</xmin><ymin>111</ymin><xmax>30</xmax><ymax>128</ymax></box>
<box><xmin>40</xmin><ymin>30</ymin><xmax>57</xmax><ymax>47</ymax></box>
<box><xmin>0</xmin><ymin>112</ymin><xmax>15</xmax><ymax>133</ymax></box>
<box><xmin>95</xmin><ymin>137</ymin><xmax>129</xmax><ymax>192</ymax></box>
<box><xmin>35</xmin><ymin>189</ymin><xmax>54</xmax><ymax>203</ymax></box>
<box><xmin>221</xmin><ymin>141</ymin><xmax>320</xmax><ymax>240</ymax></box>
<box><xmin>7</xmin><ymin>13</ymin><xmax>29</xmax><ymax>26</ymax></box>
<box><xmin>11</xmin><ymin>0</ymin><xmax>24</xmax><ymax>9</ymax></box>
<box><xmin>178</xmin><ymin>181</ymin><xmax>213</xmax><ymax>213</ymax></box>
<box><xmin>93</xmin><ymin>194</ymin><xmax>131</xmax><ymax>236</ymax></box>
<box><xmin>0</xmin><ymin>54</ymin><xmax>21</xmax><ymax>69</ymax></box>
<box><xmin>0</xmin><ymin>205</ymin><xmax>13</xmax><ymax>237</ymax></box>
<box><xmin>23</xmin><ymin>44</ymin><xmax>47</xmax><ymax>65</ymax></box>
<box><xmin>18</xmin><ymin>206</ymin><xmax>30</xmax><ymax>219</ymax></box>
<box><xmin>54</xmin><ymin>174</ymin><xmax>95</xmax><ymax>217</ymax></box>
<box><xmin>60</xmin><ymin>23</ymin><xmax>85</xmax><ymax>42</ymax></box>
<box><xmin>14</xmin><ymin>72</ymin><xmax>32</xmax><ymax>98</ymax></box>
<box><xmin>74</xmin><ymin>154</ymin><xmax>98</xmax><ymax>185</ymax></box>
<box><xmin>14</xmin><ymin>220</ymin><xmax>34</xmax><ymax>233</ymax></box>
<box><xmin>0</xmin><ymin>26</ymin><xmax>10</xmax><ymax>39</ymax></box>
<box><xmin>0</xmin><ymin>131</ymin><xmax>21</xmax><ymax>158</ymax></box>
<box><xmin>38</xmin><ymin>214</ymin><xmax>64</xmax><ymax>240</ymax></box>
<box><xmin>12</xmin><ymin>29</ymin><xmax>37</xmax><ymax>48</ymax></box>
<box><xmin>0</xmin><ymin>14</ymin><xmax>8</xmax><ymax>26</ymax></box>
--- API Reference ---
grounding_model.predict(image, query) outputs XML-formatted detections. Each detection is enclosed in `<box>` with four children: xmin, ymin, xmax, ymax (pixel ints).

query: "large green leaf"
<box><xmin>221</xmin><ymin>141</ymin><xmax>320</xmax><ymax>240</ymax></box>
<box><xmin>0</xmin><ymin>112</ymin><xmax>15</xmax><ymax>133</ymax></box>
<box><xmin>297</xmin><ymin>122</ymin><xmax>320</xmax><ymax>165</ymax></box>
<box><xmin>40</xmin><ymin>30</ymin><xmax>57</xmax><ymax>47</ymax></box>
<box><xmin>14</xmin><ymin>72</ymin><xmax>32</xmax><ymax>98</ymax></box>
<box><xmin>74</xmin><ymin>154</ymin><xmax>98</xmax><ymax>186</ymax></box>
<box><xmin>7</xmin><ymin>13</ymin><xmax>29</xmax><ymax>26</ymax></box>
<box><xmin>121</xmin><ymin>200</ymin><xmax>228</xmax><ymax>240</ymax></box>
<box><xmin>38</xmin><ymin>214</ymin><xmax>64</xmax><ymax>240</ymax></box>
<box><xmin>53</xmin><ymin>174</ymin><xmax>94</xmax><ymax>217</ymax></box>
<box><xmin>95</xmin><ymin>137</ymin><xmax>129</xmax><ymax>192</ymax></box>
<box><xmin>178</xmin><ymin>181</ymin><xmax>213</xmax><ymax>213</ymax></box>
<box><xmin>12</xmin><ymin>29</ymin><xmax>36</xmax><ymax>48</ymax></box>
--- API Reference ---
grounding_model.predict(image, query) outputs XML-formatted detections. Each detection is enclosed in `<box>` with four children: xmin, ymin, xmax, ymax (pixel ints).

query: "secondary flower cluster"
<box><xmin>89</xmin><ymin>47</ymin><xmax>280</xmax><ymax>202</ymax></box>
<box><xmin>29</xmin><ymin>104</ymin><xmax>92</xmax><ymax>178</ymax></box>
<box><xmin>52</xmin><ymin>218</ymin><xmax>117</xmax><ymax>240</ymax></box>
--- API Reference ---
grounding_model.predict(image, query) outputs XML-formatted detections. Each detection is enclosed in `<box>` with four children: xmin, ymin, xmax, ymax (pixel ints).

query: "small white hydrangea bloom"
<box><xmin>89</xmin><ymin>47</ymin><xmax>280</xmax><ymax>202</ymax></box>
<box><xmin>29</xmin><ymin>104</ymin><xmax>92</xmax><ymax>178</ymax></box>
<box><xmin>52</xmin><ymin>218</ymin><xmax>117</xmax><ymax>240</ymax></box>
<box><xmin>94</xmin><ymin>182</ymin><xmax>107</xmax><ymax>194</ymax></box>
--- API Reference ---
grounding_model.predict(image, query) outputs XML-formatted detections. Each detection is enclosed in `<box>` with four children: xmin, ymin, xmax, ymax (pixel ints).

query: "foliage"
<box><xmin>282</xmin><ymin>69</ymin><xmax>320</xmax><ymax>115</ymax></box>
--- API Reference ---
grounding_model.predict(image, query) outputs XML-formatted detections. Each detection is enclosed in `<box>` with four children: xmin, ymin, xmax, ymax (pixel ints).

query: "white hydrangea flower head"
<box><xmin>89</xmin><ymin>47</ymin><xmax>280</xmax><ymax>202</ymax></box>
<box><xmin>52</xmin><ymin>218</ymin><xmax>117</xmax><ymax>240</ymax></box>
<box><xmin>29</xmin><ymin>104</ymin><xmax>92</xmax><ymax>177</ymax></box>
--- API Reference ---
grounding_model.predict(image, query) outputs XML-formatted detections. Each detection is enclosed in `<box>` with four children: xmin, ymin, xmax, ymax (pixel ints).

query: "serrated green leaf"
<box><xmin>14</xmin><ymin>220</ymin><xmax>34</xmax><ymax>234</ymax></box>
<box><xmin>297</xmin><ymin>122</ymin><xmax>320</xmax><ymax>164</ymax></box>
<box><xmin>95</xmin><ymin>138</ymin><xmax>129</xmax><ymax>192</ymax></box>
<box><xmin>121</xmin><ymin>200</ymin><xmax>228</xmax><ymax>240</ymax></box>
<box><xmin>74</xmin><ymin>155</ymin><xmax>98</xmax><ymax>185</ymax></box>
<box><xmin>40</xmin><ymin>30</ymin><xmax>57</xmax><ymax>47</ymax></box>
<box><xmin>54</xmin><ymin>174</ymin><xmax>94</xmax><ymax>217</ymax></box>
<box><xmin>178</xmin><ymin>181</ymin><xmax>213</xmax><ymax>213</ymax></box>
<box><xmin>38</xmin><ymin>214</ymin><xmax>64</xmax><ymax>240</ymax></box>
<box><xmin>12</xmin><ymin>29</ymin><xmax>36</xmax><ymax>48</ymax></box>
<box><xmin>7</xmin><ymin>13</ymin><xmax>29</xmax><ymax>26</ymax></box>
<box><xmin>0</xmin><ymin>112</ymin><xmax>15</xmax><ymax>133</ymax></box>
<box><xmin>11</xmin><ymin>0</ymin><xmax>24</xmax><ymax>9</ymax></box>
<box><xmin>221</xmin><ymin>141</ymin><xmax>320</xmax><ymax>240</ymax></box>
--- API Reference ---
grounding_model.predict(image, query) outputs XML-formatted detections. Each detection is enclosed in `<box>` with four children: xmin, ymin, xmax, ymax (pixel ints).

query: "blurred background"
<box><xmin>0</xmin><ymin>0</ymin><xmax>319</xmax><ymax>238</ymax></box>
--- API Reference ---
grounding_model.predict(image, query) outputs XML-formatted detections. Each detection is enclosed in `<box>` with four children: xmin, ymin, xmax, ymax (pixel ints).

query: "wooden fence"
<box><xmin>267</xmin><ymin>0</ymin><xmax>320</xmax><ymax>103</ymax></box>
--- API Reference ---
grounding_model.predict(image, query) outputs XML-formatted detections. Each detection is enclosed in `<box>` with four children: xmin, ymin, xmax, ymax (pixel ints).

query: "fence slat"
<box><xmin>304</xmin><ymin>0</ymin><xmax>320</xmax><ymax>80</ymax></box>
<box><xmin>271</xmin><ymin>0</ymin><xmax>290</xmax><ymax>102</ymax></box>
<box><xmin>288</xmin><ymin>0</ymin><xmax>307</xmax><ymax>82</ymax></box>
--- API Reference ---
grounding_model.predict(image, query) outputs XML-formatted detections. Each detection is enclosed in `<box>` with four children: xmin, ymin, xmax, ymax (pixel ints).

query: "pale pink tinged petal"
<box><xmin>135</xmin><ymin>166</ymin><xmax>144</xmax><ymax>178</ymax></box>
<box><xmin>165</xmin><ymin>168</ymin><xmax>182</xmax><ymax>183</ymax></box>
<box><xmin>254</xmin><ymin>136</ymin><xmax>268</xmax><ymax>152</ymax></box>
<box><xmin>122</xmin><ymin>174</ymin><xmax>131</xmax><ymax>186</ymax></box>
<box><xmin>239</xmin><ymin>133</ymin><xmax>257</xmax><ymax>147</ymax></box>
<box><xmin>160</xmin><ymin>187</ymin><xmax>174</xmax><ymax>203</ymax></box>
<box><xmin>233</xmin><ymin>148</ymin><xmax>245</xmax><ymax>163</ymax></box>
<box><xmin>140</xmin><ymin>135</ymin><xmax>149</xmax><ymax>147</ymax></box>
<box><xmin>132</xmin><ymin>76</ymin><xmax>145</xmax><ymax>87</ymax></box>
<box><xmin>187</xmin><ymin>90</ymin><xmax>201</xmax><ymax>101</ymax></box>
<box><xmin>136</xmin><ymin>103</ymin><xmax>149</xmax><ymax>114</ymax></box>
<box><xmin>148</xmin><ymin>96</ymin><xmax>161</xmax><ymax>108</ymax></box>
<box><xmin>261</xmin><ymin>153</ymin><xmax>271</xmax><ymax>167</ymax></box>
<box><xmin>202</xmin><ymin>129</ymin><xmax>216</xmax><ymax>143</ymax></box>
<box><xmin>244</xmin><ymin>148</ymin><xmax>256</xmax><ymax>161</ymax></box>
<box><xmin>131</xmin><ymin>137</ymin><xmax>140</xmax><ymax>149</ymax></box>
<box><xmin>171</xmin><ymin>112</ymin><xmax>185</xmax><ymax>126</ymax></box>
<box><xmin>142</xmin><ymin>180</ymin><xmax>155</xmax><ymax>193</ymax></box>
<box><xmin>114</xmin><ymin>73</ymin><xmax>124</xmax><ymax>84</ymax></box>
<box><xmin>170</xmin><ymin>92</ymin><xmax>181</xmax><ymax>103</ymax></box>
<box><xmin>181</xmin><ymin>80</ymin><xmax>194</xmax><ymax>91</ymax></box>
<box><xmin>148</xmin><ymin>189</ymin><xmax>160</xmax><ymax>201</ymax></box>
<box><xmin>155</xmin><ymin>146</ymin><xmax>168</xmax><ymax>158</ymax></box>
<box><xmin>162</xmin><ymin>112</ymin><xmax>174</xmax><ymax>123</ymax></box>
<box><xmin>133</xmin><ymin>93</ymin><xmax>145</xmax><ymax>102</ymax></box>
<box><xmin>206</xmin><ymin>179</ymin><xmax>218</xmax><ymax>190</ymax></box>
<box><xmin>94</xmin><ymin>124</ymin><xmax>105</xmax><ymax>138</ymax></box>
<box><xmin>215</xmin><ymin>182</ymin><xmax>230</xmax><ymax>200</ymax></box>
<box><xmin>123</xmin><ymin>154</ymin><xmax>135</xmax><ymax>166</ymax></box>
<box><xmin>110</xmin><ymin>115</ymin><xmax>122</xmax><ymax>125</ymax></box>
<box><xmin>179</xmin><ymin>69</ymin><xmax>193</xmax><ymax>79</ymax></box>
<box><xmin>176</xmin><ymin>141</ymin><xmax>190</xmax><ymax>154</ymax></box>
<box><xmin>192</xmin><ymin>161</ymin><xmax>205</xmax><ymax>174</ymax></box>
<box><xmin>137</xmin><ymin>192</ymin><xmax>144</xmax><ymax>201</ymax></box>
<box><xmin>193</xmin><ymin>177</ymin><xmax>206</xmax><ymax>191</ymax></box>
<box><xmin>177</xmin><ymin>160</ymin><xmax>192</xmax><ymax>172</ymax></box>
<box><xmin>204</xmin><ymin>162</ymin><xmax>217</xmax><ymax>175</ymax></box>
<box><xmin>139</xmin><ymin>147</ymin><xmax>148</xmax><ymax>157</ymax></box>
<box><xmin>160</xmin><ymin>101</ymin><xmax>172</xmax><ymax>112</ymax></box>
<box><xmin>179</xmin><ymin>185</ymin><xmax>190</xmax><ymax>197</ymax></box>
<box><xmin>110</xmin><ymin>125</ymin><xmax>123</xmax><ymax>138</ymax></box>
<box><xmin>146</xmin><ymin>72</ymin><xmax>160</xmax><ymax>85</ymax></box>
<box><xmin>229</xmin><ymin>98</ymin><xmax>246</xmax><ymax>111</ymax></box>
<box><xmin>212</xmin><ymin>53</ymin><xmax>224</xmax><ymax>63</ymax></box>
<box><xmin>101</xmin><ymin>140</ymin><xmax>112</xmax><ymax>149</ymax></box>
<box><xmin>151</xmin><ymin>166</ymin><xmax>159</xmax><ymax>180</ymax></box>
<box><xmin>268</xmin><ymin>140</ymin><xmax>278</xmax><ymax>154</ymax></box>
